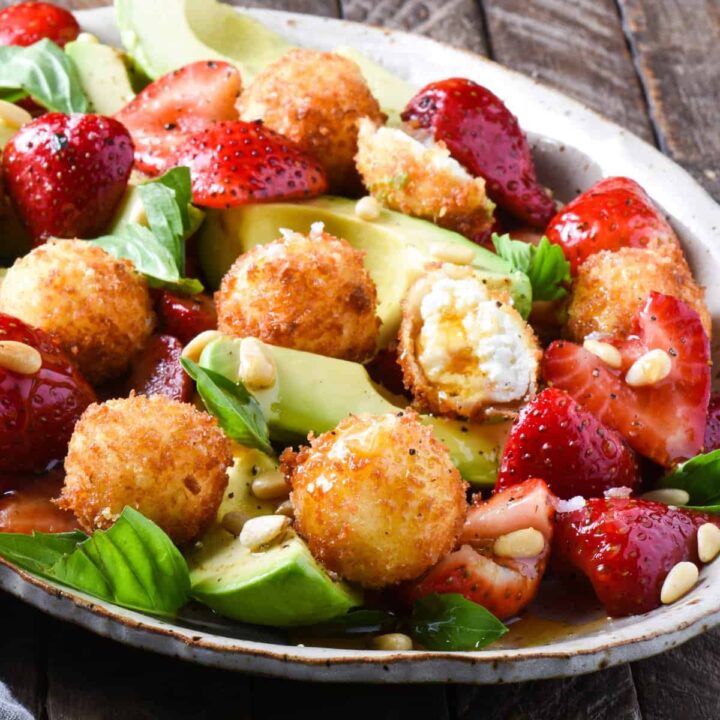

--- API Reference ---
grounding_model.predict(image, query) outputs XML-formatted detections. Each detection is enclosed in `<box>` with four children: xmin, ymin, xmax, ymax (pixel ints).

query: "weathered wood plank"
<box><xmin>480</xmin><ymin>0</ymin><xmax>654</xmax><ymax>142</ymax></box>
<box><xmin>616</xmin><ymin>0</ymin><xmax>720</xmax><ymax>200</ymax></box>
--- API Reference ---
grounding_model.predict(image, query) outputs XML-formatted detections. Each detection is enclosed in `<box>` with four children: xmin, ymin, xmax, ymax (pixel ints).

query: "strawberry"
<box><xmin>2</xmin><ymin>113</ymin><xmax>134</xmax><ymax>243</ymax></box>
<box><xmin>705</xmin><ymin>393</ymin><xmax>720</xmax><ymax>453</ymax></box>
<box><xmin>555</xmin><ymin>497</ymin><xmax>718</xmax><ymax>617</ymax></box>
<box><xmin>0</xmin><ymin>2</ymin><xmax>79</xmax><ymax>48</ymax></box>
<box><xmin>0</xmin><ymin>313</ymin><xmax>95</xmax><ymax>474</ymax></box>
<box><xmin>115</xmin><ymin>60</ymin><xmax>242</xmax><ymax>177</ymax></box>
<box><xmin>543</xmin><ymin>292</ymin><xmax>710</xmax><ymax>466</ymax></box>
<box><xmin>496</xmin><ymin>388</ymin><xmax>639</xmax><ymax>499</ymax></box>
<box><xmin>155</xmin><ymin>290</ymin><xmax>217</xmax><ymax>345</ymax></box>
<box><xmin>125</xmin><ymin>334</ymin><xmax>192</xmax><ymax>403</ymax></box>
<box><xmin>401</xmin><ymin>78</ymin><xmax>554</xmax><ymax>228</ymax></box>
<box><xmin>168</xmin><ymin>120</ymin><xmax>328</xmax><ymax>209</ymax></box>
<box><xmin>546</xmin><ymin>177</ymin><xmax>678</xmax><ymax>274</ymax></box>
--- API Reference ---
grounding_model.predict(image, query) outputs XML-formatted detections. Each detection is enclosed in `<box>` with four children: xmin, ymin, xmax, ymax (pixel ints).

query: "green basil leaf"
<box><xmin>0</xmin><ymin>508</ymin><xmax>190</xmax><ymax>615</ymax></box>
<box><xmin>492</xmin><ymin>233</ymin><xmax>571</xmax><ymax>302</ymax></box>
<box><xmin>685</xmin><ymin>505</ymin><xmax>720</xmax><ymax>514</ymax></box>
<box><xmin>410</xmin><ymin>593</ymin><xmax>508</xmax><ymax>651</ymax></box>
<box><xmin>659</xmin><ymin>449</ymin><xmax>720</xmax><ymax>506</ymax></box>
<box><xmin>0</xmin><ymin>39</ymin><xmax>88</xmax><ymax>113</ymax></box>
<box><xmin>181</xmin><ymin>358</ymin><xmax>273</xmax><ymax>455</ymax></box>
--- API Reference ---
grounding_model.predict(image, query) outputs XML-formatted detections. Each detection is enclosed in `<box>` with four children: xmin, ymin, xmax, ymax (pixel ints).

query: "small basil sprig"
<box><xmin>659</xmin><ymin>449</ymin><xmax>720</xmax><ymax>510</ymax></box>
<box><xmin>181</xmin><ymin>358</ymin><xmax>273</xmax><ymax>455</ymax></box>
<box><xmin>0</xmin><ymin>508</ymin><xmax>190</xmax><ymax>616</ymax></box>
<box><xmin>410</xmin><ymin>593</ymin><xmax>508</xmax><ymax>651</ymax></box>
<box><xmin>0</xmin><ymin>39</ymin><xmax>88</xmax><ymax>113</ymax></box>
<box><xmin>492</xmin><ymin>233</ymin><xmax>571</xmax><ymax>302</ymax></box>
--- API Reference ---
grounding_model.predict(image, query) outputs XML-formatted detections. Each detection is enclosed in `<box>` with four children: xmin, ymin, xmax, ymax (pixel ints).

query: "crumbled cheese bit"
<box><xmin>556</xmin><ymin>496</ymin><xmax>586</xmax><ymax>513</ymax></box>
<box><xmin>604</xmin><ymin>486</ymin><xmax>633</xmax><ymax>499</ymax></box>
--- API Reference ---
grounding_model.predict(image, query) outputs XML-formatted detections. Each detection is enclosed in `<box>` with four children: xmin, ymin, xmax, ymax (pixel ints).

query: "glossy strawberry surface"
<box><xmin>155</xmin><ymin>290</ymin><xmax>217</xmax><ymax>345</ymax></box>
<box><xmin>125</xmin><ymin>334</ymin><xmax>192</xmax><ymax>403</ymax></box>
<box><xmin>0</xmin><ymin>2</ymin><xmax>79</xmax><ymax>47</ymax></box>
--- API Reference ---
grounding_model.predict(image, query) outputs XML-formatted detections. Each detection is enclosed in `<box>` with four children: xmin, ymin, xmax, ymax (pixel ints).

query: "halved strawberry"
<box><xmin>555</xmin><ymin>497</ymin><xmax>718</xmax><ymax>617</ymax></box>
<box><xmin>115</xmin><ymin>60</ymin><xmax>242</xmax><ymax>176</ymax></box>
<box><xmin>543</xmin><ymin>292</ymin><xmax>710</xmax><ymax>466</ymax></box>
<box><xmin>546</xmin><ymin>177</ymin><xmax>679</xmax><ymax>274</ymax></box>
<box><xmin>0</xmin><ymin>2</ymin><xmax>79</xmax><ymax>47</ymax></box>
<box><xmin>168</xmin><ymin>120</ymin><xmax>328</xmax><ymax>209</ymax></box>
<box><xmin>155</xmin><ymin>290</ymin><xmax>217</xmax><ymax>345</ymax></box>
<box><xmin>496</xmin><ymin>388</ymin><xmax>639</xmax><ymax>499</ymax></box>
<box><xmin>705</xmin><ymin>392</ymin><xmax>720</xmax><ymax>452</ymax></box>
<box><xmin>125</xmin><ymin>334</ymin><xmax>192</xmax><ymax>403</ymax></box>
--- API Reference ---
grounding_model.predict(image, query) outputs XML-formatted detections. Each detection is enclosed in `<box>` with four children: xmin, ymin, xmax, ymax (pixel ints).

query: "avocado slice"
<box><xmin>199</xmin><ymin>336</ymin><xmax>509</xmax><ymax>487</ymax></box>
<box><xmin>65</xmin><ymin>34</ymin><xmax>136</xmax><ymax>115</ymax></box>
<box><xmin>197</xmin><ymin>196</ymin><xmax>531</xmax><ymax>347</ymax></box>
<box><xmin>220</xmin><ymin>447</ymin><xmax>278</xmax><ymax>520</ymax></box>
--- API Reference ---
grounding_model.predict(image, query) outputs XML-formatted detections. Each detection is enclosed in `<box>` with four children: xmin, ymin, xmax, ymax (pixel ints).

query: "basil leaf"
<box><xmin>181</xmin><ymin>358</ymin><xmax>273</xmax><ymax>455</ymax></box>
<box><xmin>410</xmin><ymin>593</ymin><xmax>508</xmax><ymax>651</ymax></box>
<box><xmin>0</xmin><ymin>508</ymin><xmax>190</xmax><ymax>616</ymax></box>
<box><xmin>492</xmin><ymin>233</ymin><xmax>571</xmax><ymax>302</ymax></box>
<box><xmin>0</xmin><ymin>39</ymin><xmax>88</xmax><ymax>113</ymax></box>
<box><xmin>659</xmin><ymin>449</ymin><xmax>720</xmax><ymax>506</ymax></box>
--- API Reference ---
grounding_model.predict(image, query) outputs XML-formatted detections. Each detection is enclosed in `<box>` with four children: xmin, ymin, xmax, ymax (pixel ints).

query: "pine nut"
<box><xmin>429</xmin><ymin>242</ymin><xmax>475</xmax><ymax>265</ymax></box>
<box><xmin>275</xmin><ymin>499</ymin><xmax>295</xmax><ymax>519</ymax></box>
<box><xmin>698</xmin><ymin>523</ymin><xmax>720</xmax><ymax>563</ymax></box>
<box><xmin>0</xmin><ymin>99</ymin><xmax>32</xmax><ymax>130</ymax></box>
<box><xmin>660</xmin><ymin>561</ymin><xmax>699</xmax><ymax>604</ymax></box>
<box><xmin>641</xmin><ymin>488</ymin><xmax>690</xmax><ymax>506</ymax></box>
<box><xmin>371</xmin><ymin>633</ymin><xmax>413</xmax><ymax>651</ymax></box>
<box><xmin>220</xmin><ymin>510</ymin><xmax>248</xmax><ymax>537</ymax></box>
<box><xmin>0</xmin><ymin>341</ymin><xmax>42</xmax><ymax>375</ymax></box>
<box><xmin>75</xmin><ymin>31</ymin><xmax>99</xmax><ymax>44</ymax></box>
<box><xmin>251</xmin><ymin>469</ymin><xmax>289</xmax><ymax>500</ymax></box>
<box><xmin>181</xmin><ymin>330</ymin><xmax>221</xmax><ymax>363</ymax></box>
<box><xmin>625</xmin><ymin>349</ymin><xmax>672</xmax><ymax>387</ymax></box>
<box><xmin>355</xmin><ymin>195</ymin><xmax>381</xmax><ymax>221</ymax></box>
<box><xmin>239</xmin><ymin>337</ymin><xmax>276</xmax><ymax>389</ymax></box>
<box><xmin>493</xmin><ymin>527</ymin><xmax>545</xmax><ymax>558</ymax></box>
<box><xmin>239</xmin><ymin>515</ymin><xmax>290</xmax><ymax>551</ymax></box>
<box><xmin>583</xmin><ymin>339</ymin><xmax>622</xmax><ymax>369</ymax></box>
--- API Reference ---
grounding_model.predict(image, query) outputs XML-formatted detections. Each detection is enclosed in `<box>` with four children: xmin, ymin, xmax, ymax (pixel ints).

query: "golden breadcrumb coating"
<box><xmin>282</xmin><ymin>411</ymin><xmax>467</xmax><ymax>588</ymax></box>
<box><xmin>239</xmin><ymin>49</ymin><xmax>385</xmax><ymax>194</ymax></box>
<box><xmin>215</xmin><ymin>227</ymin><xmax>380</xmax><ymax>361</ymax></box>
<box><xmin>355</xmin><ymin>119</ymin><xmax>495</xmax><ymax>240</ymax></box>
<box><xmin>567</xmin><ymin>247</ymin><xmax>711</xmax><ymax>341</ymax></box>
<box><xmin>0</xmin><ymin>239</ymin><xmax>154</xmax><ymax>384</ymax></box>
<box><xmin>58</xmin><ymin>395</ymin><xmax>232</xmax><ymax>546</ymax></box>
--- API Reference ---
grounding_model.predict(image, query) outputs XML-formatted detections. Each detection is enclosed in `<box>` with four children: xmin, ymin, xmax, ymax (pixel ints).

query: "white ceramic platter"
<box><xmin>2</xmin><ymin>5</ymin><xmax>720</xmax><ymax>685</ymax></box>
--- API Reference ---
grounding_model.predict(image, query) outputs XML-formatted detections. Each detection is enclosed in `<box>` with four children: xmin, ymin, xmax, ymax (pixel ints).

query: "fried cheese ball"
<box><xmin>567</xmin><ymin>247</ymin><xmax>711</xmax><ymax>341</ymax></box>
<box><xmin>239</xmin><ymin>49</ymin><xmax>385</xmax><ymax>193</ymax></box>
<box><xmin>216</xmin><ymin>225</ymin><xmax>380</xmax><ymax>361</ymax></box>
<box><xmin>0</xmin><ymin>239</ymin><xmax>154</xmax><ymax>384</ymax></box>
<box><xmin>282</xmin><ymin>411</ymin><xmax>467</xmax><ymax>588</ymax></box>
<box><xmin>58</xmin><ymin>395</ymin><xmax>233</xmax><ymax>546</ymax></box>
<box><xmin>399</xmin><ymin>264</ymin><xmax>540</xmax><ymax>419</ymax></box>
<box><xmin>355</xmin><ymin>119</ymin><xmax>495</xmax><ymax>241</ymax></box>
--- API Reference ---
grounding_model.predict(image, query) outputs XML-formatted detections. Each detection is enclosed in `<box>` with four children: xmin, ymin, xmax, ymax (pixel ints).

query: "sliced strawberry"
<box><xmin>401</xmin><ymin>78</ymin><xmax>554</xmax><ymax>228</ymax></box>
<box><xmin>115</xmin><ymin>61</ymin><xmax>242</xmax><ymax>176</ymax></box>
<box><xmin>497</xmin><ymin>388</ymin><xmax>639</xmax><ymax>499</ymax></box>
<box><xmin>543</xmin><ymin>292</ymin><xmax>710</xmax><ymax>466</ymax></box>
<box><xmin>125</xmin><ymin>334</ymin><xmax>192</xmax><ymax>403</ymax></box>
<box><xmin>168</xmin><ymin>120</ymin><xmax>328</xmax><ymax>209</ymax></box>
<box><xmin>155</xmin><ymin>290</ymin><xmax>217</xmax><ymax>345</ymax></box>
<box><xmin>705</xmin><ymin>392</ymin><xmax>720</xmax><ymax>452</ymax></box>
<box><xmin>546</xmin><ymin>177</ymin><xmax>679</xmax><ymax>274</ymax></box>
<box><xmin>0</xmin><ymin>2</ymin><xmax>79</xmax><ymax>47</ymax></box>
<box><xmin>2</xmin><ymin>113</ymin><xmax>134</xmax><ymax>243</ymax></box>
<box><xmin>555</xmin><ymin>497</ymin><xmax>718</xmax><ymax>617</ymax></box>
<box><xmin>0</xmin><ymin>313</ymin><xmax>96</xmax><ymax>474</ymax></box>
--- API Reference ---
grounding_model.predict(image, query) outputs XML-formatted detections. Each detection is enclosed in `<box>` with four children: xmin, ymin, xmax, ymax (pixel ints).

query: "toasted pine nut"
<box><xmin>239</xmin><ymin>515</ymin><xmax>290</xmax><ymax>551</ymax></box>
<box><xmin>355</xmin><ymin>195</ymin><xmax>381</xmax><ymax>221</ymax></box>
<box><xmin>583</xmin><ymin>339</ymin><xmax>622</xmax><ymax>369</ymax></box>
<box><xmin>221</xmin><ymin>510</ymin><xmax>248</xmax><ymax>537</ymax></box>
<box><xmin>698</xmin><ymin>523</ymin><xmax>720</xmax><ymax>563</ymax></box>
<box><xmin>0</xmin><ymin>99</ymin><xmax>32</xmax><ymax>130</ymax></box>
<box><xmin>75</xmin><ymin>31</ymin><xmax>99</xmax><ymax>44</ymax></box>
<box><xmin>181</xmin><ymin>330</ymin><xmax>222</xmax><ymax>363</ymax></box>
<box><xmin>239</xmin><ymin>337</ymin><xmax>276</xmax><ymax>389</ymax></box>
<box><xmin>0</xmin><ymin>341</ymin><xmax>42</xmax><ymax>375</ymax></box>
<box><xmin>371</xmin><ymin>633</ymin><xmax>413</xmax><ymax>651</ymax></box>
<box><xmin>641</xmin><ymin>488</ymin><xmax>690</xmax><ymax>506</ymax></box>
<box><xmin>251</xmin><ymin>469</ymin><xmax>289</xmax><ymax>500</ymax></box>
<box><xmin>493</xmin><ymin>527</ymin><xmax>545</xmax><ymax>558</ymax></box>
<box><xmin>660</xmin><ymin>561</ymin><xmax>699</xmax><ymax>604</ymax></box>
<box><xmin>625</xmin><ymin>349</ymin><xmax>672</xmax><ymax>387</ymax></box>
<box><xmin>429</xmin><ymin>242</ymin><xmax>475</xmax><ymax>266</ymax></box>
<box><xmin>275</xmin><ymin>499</ymin><xmax>295</xmax><ymax>519</ymax></box>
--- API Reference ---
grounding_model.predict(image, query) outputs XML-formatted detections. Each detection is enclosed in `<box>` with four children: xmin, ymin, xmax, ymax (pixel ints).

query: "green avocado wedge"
<box><xmin>199</xmin><ymin>336</ymin><xmax>510</xmax><ymax>487</ymax></box>
<box><xmin>197</xmin><ymin>197</ymin><xmax>532</xmax><ymax>347</ymax></box>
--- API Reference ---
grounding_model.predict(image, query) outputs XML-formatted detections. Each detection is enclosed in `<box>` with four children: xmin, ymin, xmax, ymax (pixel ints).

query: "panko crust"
<box><xmin>355</xmin><ymin>120</ymin><xmax>495</xmax><ymax>241</ymax></box>
<box><xmin>282</xmin><ymin>411</ymin><xmax>468</xmax><ymax>588</ymax></box>
<box><xmin>0</xmin><ymin>239</ymin><xmax>154</xmax><ymax>384</ymax></box>
<box><xmin>239</xmin><ymin>49</ymin><xmax>385</xmax><ymax>194</ymax></box>
<box><xmin>215</xmin><ymin>229</ymin><xmax>380</xmax><ymax>362</ymax></box>
<box><xmin>58</xmin><ymin>395</ymin><xmax>232</xmax><ymax>546</ymax></box>
<box><xmin>567</xmin><ymin>247</ymin><xmax>711</xmax><ymax>341</ymax></box>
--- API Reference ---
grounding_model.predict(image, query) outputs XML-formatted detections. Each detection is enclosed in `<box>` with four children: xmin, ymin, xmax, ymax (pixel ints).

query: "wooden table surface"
<box><xmin>1</xmin><ymin>0</ymin><xmax>719</xmax><ymax>718</ymax></box>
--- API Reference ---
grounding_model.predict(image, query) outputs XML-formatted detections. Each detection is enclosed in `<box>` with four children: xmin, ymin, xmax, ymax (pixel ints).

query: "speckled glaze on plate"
<box><xmin>1</xmin><ymin>5</ymin><xmax>719</xmax><ymax>685</ymax></box>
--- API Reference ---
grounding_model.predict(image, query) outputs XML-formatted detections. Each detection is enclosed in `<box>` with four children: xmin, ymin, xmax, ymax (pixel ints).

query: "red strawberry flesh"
<box><xmin>155</xmin><ymin>290</ymin><xmax>217</xmax><ymax>345</ymax></box>
<box><xmin>0</xmin><ymin>2</ymin><xmax>79</xmax><ymax>47</ymax></box>
<box><xmin>125</xmin><ymin>334</ymin><xmax>192</xmax><ymax>403</ymax></box>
